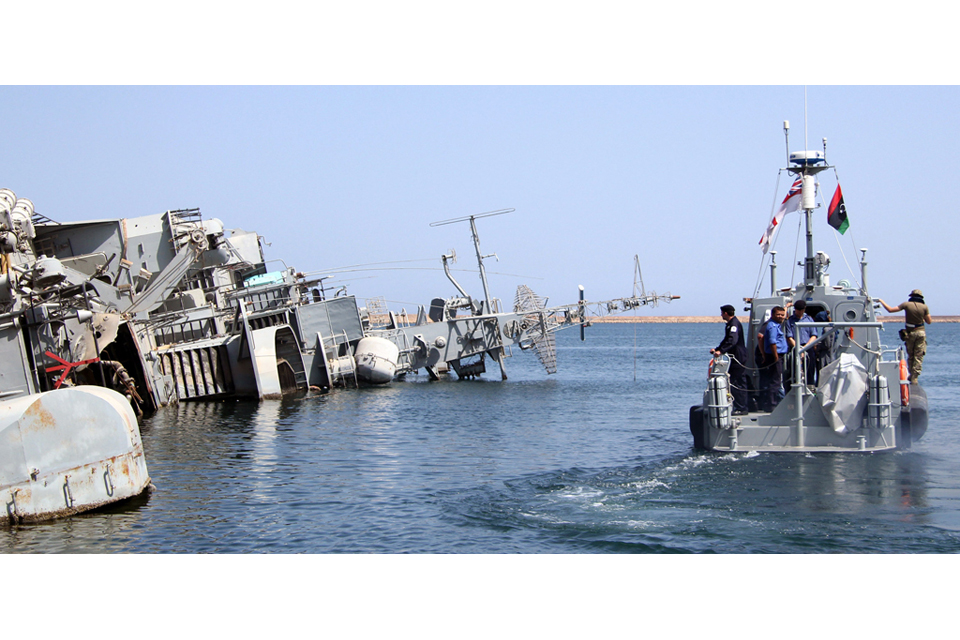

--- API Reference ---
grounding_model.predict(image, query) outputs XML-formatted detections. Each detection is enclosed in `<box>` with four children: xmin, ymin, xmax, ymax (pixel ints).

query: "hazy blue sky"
<box><xmin>4</xmin><ymin>85</ymin><xmax>957</xmax><ymax>315</ymax></box>
<box><xmin>4</xmin><ymin>6</ymin><xmax>956</xmax><ymax>317</ymax></box>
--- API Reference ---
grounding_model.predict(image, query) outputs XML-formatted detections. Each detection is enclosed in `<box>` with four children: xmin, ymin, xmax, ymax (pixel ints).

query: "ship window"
<box><xmin>844</xmin><ymin>309</ymin><xmax>857</xmax><ymax>321</ymax></box>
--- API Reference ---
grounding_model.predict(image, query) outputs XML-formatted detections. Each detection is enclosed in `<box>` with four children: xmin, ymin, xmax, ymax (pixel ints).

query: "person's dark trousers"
<box><xmin>729</xmin><ymin>360</ymin><xmax>748</xmax><ymax>412</ymax></box>
<box><xmin>765</xmin><ymin>358</ymin><xmax>783</xmax><ymax>411</ymax></box>
<box><xmin>759</xmin><ymin>357</ymin><xmax>783</xmax><ymax>412</ymax></box>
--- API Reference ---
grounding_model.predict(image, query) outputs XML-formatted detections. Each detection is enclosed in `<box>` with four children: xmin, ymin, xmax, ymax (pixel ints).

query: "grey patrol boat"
<box><xmin>690</xmin><ymin>123</ymin><xmax>928</xmax><ymax>452</ymax></box>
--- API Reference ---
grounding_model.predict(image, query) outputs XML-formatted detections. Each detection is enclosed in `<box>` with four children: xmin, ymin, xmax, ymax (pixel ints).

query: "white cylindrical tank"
<box><xmin>801</xmin><ymin>175</ymin><xmax>817</xmax><ymax>211</ymax></box>
<box><xmin>354</xmin><ymin>336</ymin><xmax>400</xmax><ymax>384</ymax></box>
<box><xmin>706</xmin><ymin>375</ymin><xmax>732</xmax><ymax>430</ymax></box>
<box><xmin>867</xmin><ymin>374</ymin><xmax>892</xmax><ymax>429</ymax></box>
<box><xmin>0</xmin><ymin>188</ymin><xmax>16</xmax><ymax>216</ymax></box>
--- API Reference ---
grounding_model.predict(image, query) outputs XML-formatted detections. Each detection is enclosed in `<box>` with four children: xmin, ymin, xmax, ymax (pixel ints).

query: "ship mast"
<box><xmin>783</xmin><ymin>121</ymin><xmax>830</xmax><ymax>290</ymax></box>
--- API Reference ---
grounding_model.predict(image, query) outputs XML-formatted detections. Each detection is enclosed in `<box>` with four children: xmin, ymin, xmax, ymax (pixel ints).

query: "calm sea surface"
<box><xmin>3</xmin><ymin>323</ymin><xmax>959</xmax><ymax>553</ymax></box>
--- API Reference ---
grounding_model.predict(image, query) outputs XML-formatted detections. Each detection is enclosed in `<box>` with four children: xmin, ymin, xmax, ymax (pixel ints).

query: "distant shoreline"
<box><xmin>587</xmin><ymin>315</ymin><xmax>960</xmax><ymax>324</ymax></box>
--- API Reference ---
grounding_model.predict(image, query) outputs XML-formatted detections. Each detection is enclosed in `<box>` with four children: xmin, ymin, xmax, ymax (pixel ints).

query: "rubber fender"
<box><xmin>689</xmin><ymin>405</ymin><xmax>707</xmax><ymax>450</ymax></box>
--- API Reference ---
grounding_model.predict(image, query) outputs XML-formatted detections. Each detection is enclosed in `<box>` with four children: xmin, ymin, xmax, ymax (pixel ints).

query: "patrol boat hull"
<box><xmin>691</xmin><ymin>383</ymin><xmax>928</xmax><ymax>453</ymax></box>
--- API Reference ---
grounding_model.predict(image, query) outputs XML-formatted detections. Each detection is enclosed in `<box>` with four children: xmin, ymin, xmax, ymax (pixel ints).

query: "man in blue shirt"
<box><xmin>785</xmin><ymin>299</ymin><xmax>818</xmax><ymax>387</ymax></box>
<box><xmin>757</xmin><ymin>305</ymin><xmax>788</xmax><ymax>412</ymax></box>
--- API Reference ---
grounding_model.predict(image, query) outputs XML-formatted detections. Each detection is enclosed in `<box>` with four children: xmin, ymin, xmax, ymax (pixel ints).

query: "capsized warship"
<box><xmin>1</xmin><ymin>189</ymin><xmax>153</xmax><ymax>523</ymax></box>
<box><xmin>689</xmin><ymin>123</ymin><xmax>928</xmax><ymax>452</ymax></box>
<box><xmin>360</xmin><ymin>209</ymin><xmax>679</xmax><ymax>383</ymax></box>
<box><xmin>38</xmin><ymin>206</ymin><xmax>675</xmax><ymax>400</ymax></box>
<box><xmin>3</xmin><ymin>188</ymin><xmax>672</xmax><ymax>524</ymax></box>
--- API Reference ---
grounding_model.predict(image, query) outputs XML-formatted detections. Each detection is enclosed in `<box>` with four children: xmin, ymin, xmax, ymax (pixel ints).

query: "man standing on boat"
<box><xmin>757</xmin><ymin>306</ymin><xmax>788</xmax><ymax>412</ymax></box>
<box><xmin>711</xmin><ymin>305</ymin><xmax>748</xmax><ymax>415</ymax></box>
<box><xmin>878</xmin><ymin>290</ymin><xmax>932</xmax><ymax>383</ymax></box>
<box><xmin>785</xmin><ymin>300</ymin><xmax>818</xmax><ymax>387</ymax></box>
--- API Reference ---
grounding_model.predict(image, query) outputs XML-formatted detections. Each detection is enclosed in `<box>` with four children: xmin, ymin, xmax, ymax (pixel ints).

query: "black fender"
<box><xmin>902</xmin><ymin>383</ymin><xmax>928</xmax><ymax>445</ymax></box>
<box><xmin>689</xmin><ymin>405</ymin><xmax>707</xmax><ymax>450</ymax></box>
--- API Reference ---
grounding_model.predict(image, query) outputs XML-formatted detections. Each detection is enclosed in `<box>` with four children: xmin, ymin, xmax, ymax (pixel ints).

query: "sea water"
<box><xmin>3</xmin><ymin>323</ymin><xmax>959</xmax><ymax>553</ymax></box>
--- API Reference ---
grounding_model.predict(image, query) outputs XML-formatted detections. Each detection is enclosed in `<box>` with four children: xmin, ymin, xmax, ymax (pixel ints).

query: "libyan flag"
<box><xmin>828</xmin><ymin>184</ymin><xmax>850</xmax><ymax>234</ymax></box>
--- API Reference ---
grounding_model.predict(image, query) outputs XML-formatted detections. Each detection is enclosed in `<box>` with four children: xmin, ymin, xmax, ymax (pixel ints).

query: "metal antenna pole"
<box><xmin>804</xmin><ymin>86</ymin><xmax>808</xmax><ymax>155</ymax></box>
<box><xmin>769</xmin><ymin>251</ymin><xmax>778</xmax><ymax>295</ymax></box>
<box><xmin>468</xmin><ymin>215</ymin><xmax>493</xmax><ymax>314</ymax></box>
<box><xmin>804</xmin><ymin>193</ymin><xmax>816</xmax><ymax>287</ymax></box>
<box><xmin>784</xmin><ymin>120</ymin><xmax>791</xmax><ymax>167</ymax></box>
<box><xmin>579</xmin><ymin>285</ymin><xmax>585</xmax><ymax>341</ymax></box>
<box><xmin>429</xmin><ymin>208</ymin><xmax>514</xmax><ymax>380</ymax></box>
<box><xmin>430</xmin><ymin>208</ymin><xmax>513</xmax><ymax>315</ymax></box>
<box><xmin>860</xmin><ymin>248</ymin><xmax>869</xmax><ymax>297</ymax></box>
<box><xmin>633</xmin><ymin>254</ymin><xmax>646</xmax><ymax>298</ymax></box>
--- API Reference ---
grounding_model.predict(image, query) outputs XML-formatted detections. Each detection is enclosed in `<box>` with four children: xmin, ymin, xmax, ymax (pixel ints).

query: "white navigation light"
<box><xmin>789</xmin><ymin>150</ymin><xmax>825</xmax><ymax>166</ymax></box>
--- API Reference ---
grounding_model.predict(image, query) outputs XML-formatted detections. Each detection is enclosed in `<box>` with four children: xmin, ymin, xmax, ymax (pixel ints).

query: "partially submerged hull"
<box><xmin>1</xmin><ymin>386</ymin><xmax>150</xmax><ymax>524</ymax></box>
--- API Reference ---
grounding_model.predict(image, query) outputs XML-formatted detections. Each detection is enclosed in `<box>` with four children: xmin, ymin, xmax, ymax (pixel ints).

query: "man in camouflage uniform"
<box><xmin>879</xmin><ymin>289</ymin><xmax>932</xmax><ymax>383</ymax></box>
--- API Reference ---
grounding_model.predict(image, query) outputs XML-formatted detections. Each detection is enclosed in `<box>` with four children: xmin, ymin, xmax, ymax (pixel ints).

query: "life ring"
<box><xmin>899</xmin><ymin>358</ymin><xmax>910</xmax><ymax>406</ymax></box>
<box><xmin>708</xmin><ymin>358</ymin><xmax>714</xmax><ymax>379</ymax></box>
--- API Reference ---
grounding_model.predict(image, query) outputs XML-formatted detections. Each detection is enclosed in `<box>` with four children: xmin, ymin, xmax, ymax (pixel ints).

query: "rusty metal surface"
<box><xmin>1</xmin><ymin>386</ymin><xmax>151</xmax><ymax>524</ymax></box>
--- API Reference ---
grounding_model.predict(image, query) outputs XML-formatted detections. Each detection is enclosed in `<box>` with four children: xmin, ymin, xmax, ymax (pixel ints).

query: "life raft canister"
<box><xmin>899</xmin><ymin>358</ymin><xmax>910</xmax><ymax>406</ymax></box>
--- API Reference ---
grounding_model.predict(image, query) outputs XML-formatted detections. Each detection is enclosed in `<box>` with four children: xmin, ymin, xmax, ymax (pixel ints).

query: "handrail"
<box><xmin>796</xmin><ymin>321</ymin><xmax>882</xmax><ymax>355</ymax></box>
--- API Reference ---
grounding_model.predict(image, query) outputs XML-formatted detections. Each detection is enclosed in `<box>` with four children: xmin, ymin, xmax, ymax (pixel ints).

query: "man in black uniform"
<box><xmin>711</xmin><ymin>304</ymin><xmax>748</xmax><ymax>415</ymax></box>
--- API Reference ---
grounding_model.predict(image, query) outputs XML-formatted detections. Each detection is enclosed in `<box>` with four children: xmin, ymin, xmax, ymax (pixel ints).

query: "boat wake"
<box><xmin>438</xmin><ymin>453</ymin><xmax>769</xmax><ymax>553</ymax></box>
<box><xmin>439</xmin><ymin>449</ymin><xmax>958</xmax><ymax>553</ymax></box>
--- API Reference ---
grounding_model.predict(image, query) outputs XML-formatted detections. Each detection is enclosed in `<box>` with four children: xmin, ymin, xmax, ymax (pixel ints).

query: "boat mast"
<box><xmin>430</xmin><ymin>208</ymin><xmax>513</xmax><ymax>315</ymax></box>
<box><xmin>783</xmin><ymin>124</ymin><xmax>830</xmax><ymax>291</ymax></box>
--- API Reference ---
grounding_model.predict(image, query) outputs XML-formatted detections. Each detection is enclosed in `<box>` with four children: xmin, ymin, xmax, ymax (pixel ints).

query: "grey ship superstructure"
<box><xmin>115</xmin><ymin>207</ymin><xmax>677</xmax><ymax>400</ymax></box>
<box><xmin>1</xmin><ymin>189</ymin><xmax>153</xmax><ymax>523</ymax></box>
<box><xmin>26</xmin><ymin>203</ymin><xmax>676</xmax><ymax>403</ymax></box>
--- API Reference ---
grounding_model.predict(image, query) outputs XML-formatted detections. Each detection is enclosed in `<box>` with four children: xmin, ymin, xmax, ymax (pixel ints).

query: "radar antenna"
<box><xmin>514</xmin><ymin>284</ymin><xmax>558</xmax><ymax>374</ymax></box>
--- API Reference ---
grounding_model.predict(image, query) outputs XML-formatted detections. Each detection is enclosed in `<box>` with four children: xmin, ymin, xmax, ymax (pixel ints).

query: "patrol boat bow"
<box><xmin>689</xmin><ymin>124</ymin><xmax>928</xmax><ymax>452</ymax></box>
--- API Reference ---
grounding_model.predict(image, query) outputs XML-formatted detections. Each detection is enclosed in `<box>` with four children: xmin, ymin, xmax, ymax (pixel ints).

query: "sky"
<box><xmin>5</xmin><ymin>84</ymin><xmax>957</xmax><ymax>316</ymax></box>
<box><xmin>2</xmin><ymin>6</ymin><xmax>957</xmax><ymax>321</ymax></box>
